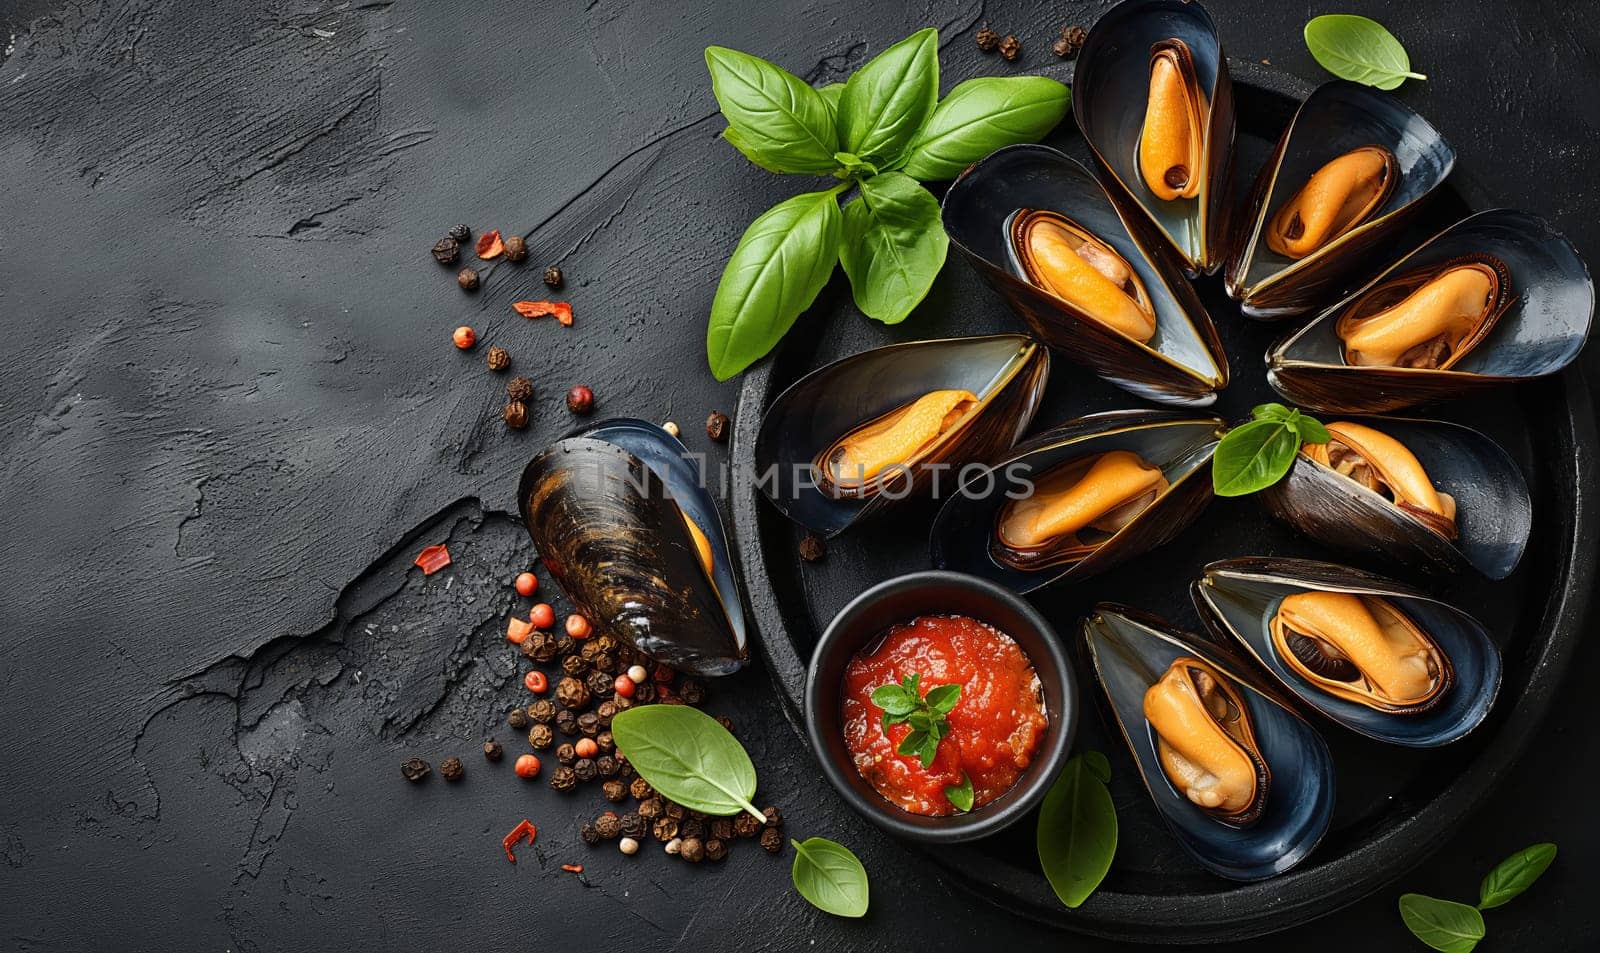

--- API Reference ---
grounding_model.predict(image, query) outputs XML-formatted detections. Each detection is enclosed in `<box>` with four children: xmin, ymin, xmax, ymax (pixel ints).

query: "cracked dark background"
<box><xmin>1</xmin><ymin>0</ymin><xmax>1596</xmax><ymax>950</ymax></box>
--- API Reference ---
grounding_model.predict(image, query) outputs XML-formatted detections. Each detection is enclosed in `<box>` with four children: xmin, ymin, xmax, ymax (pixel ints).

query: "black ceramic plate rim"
<box><xmin>728</xmin><ymin>60</ymin><xmax>1598</xmax><ymax>942</ymax></box>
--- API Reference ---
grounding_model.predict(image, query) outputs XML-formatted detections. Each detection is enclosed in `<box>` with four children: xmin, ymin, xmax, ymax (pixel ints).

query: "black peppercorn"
<box><xmin>705</xmin><ymin>410</ymin><xmax>730</xmax><ymax>442</ymax></box>
<box><xmin>400</xmin><ymin>757</ymin><xmax>431</xmax><ymax>782</ymax></box>
<box><xmin>679</xmin><ymin>817</ymin><xmax>706</xmax><ymax>841</ymax></box>
<box><xmin>631</xmin><ymin>778</ymin><xmax>655</xmax><ymax>801</ymax></box>
<box><xmin>555</xmin><ymin>709</ymin><xmax>580</xmax><ymax>735</ymax></box>
<box><xmin>595</xmin><ymin>812</ymin><xmax>622</xmax><ymax>839</ymax></box>
<box><xmin>595</xmin><ymin>755</ymin><xmax>618</xmax><ymax>778</ymax></box>
<box><xmin>585</xmin><ymin>670</ymin><xmax>613</xmax><ymax>699</ymax></box>
<box><xmin>759</xmin><ymin>827</ymin><xmax>784</xmax><ymax>853</ymax></box>
<box><xmin>504</xmin><ymin>401</ymin><xmax>529</xmax><ymax>430</ymax></box>
<box><xmin>527</xmin><ymin>724</ymin><xmax>554</xmax><ymax>750</ymax></box>
<box><xmin>577</xmin><ymin>712</ymin><xmax>601</xmax><ymax>736</ymax></box>
<box><xmin>618</xmin><ymin>812</ymin><xmax>645</xmax><ymax>839</ymax></box>
<box><xmin>799</xmin><ymin>533</ymin><xmax>826</xmax><ymax>562</ymax></box>
<box><xmin>678</xmin><ymin>678</ymin><xmax>706</xmax><ymax>706</ymax></box>
<box><xmin>680</xmin><ymin>837</ymin><xmax>705</xmax><ymax>863</ymax></box>
<box><xmin>506</xmin><ymin>376</ymin><xmax>534</xmax><ymax>403</ymax></box>
<box><xmin>553</xmin><ymin>634</ymin><xmax>576</xmax><ymax>657</ymax></box>
<box><xmin>528</xmin><ymin>699</ymin><xmax>557</xmax><ymax>724</ymax></box>
<box><xmin>716</xmin><ymin>715</ymin><xmax>736</xmax><ymax>735</ymax></box>
<box><xmin>503</xmin><ymin>235</ymin><xmax>528</xmax><ymax>262</ymax></box>
<box><xmin>603</xmin><ymin>779</ymin><xmax>628</xmax><ymax>803</ymax></box>
<box><xmin>573</xmin><ymin>758</ymin><xmax>598</xmax><ymax>782</ymax></box>
<box><xmin>550</xmin><ymin>766</ymin><xmax>579</xmax><ymax>792</ymax></box>
<box><xmin>483</xmin><ymin>740</ymin><xmax>504</xmax><ymax>762</ymax></box>
<box><xmin>486</xmin><ymin>345</ymin><xmax>511</xmax><ymax>372</ymax></box>
<box><xmin>705</xmin><ymin>838</ymin><xmax>728</xmax><ymax>862</ymax></box>
<box><xmin>439</xmin><ymin>756</ymin><xmax>464</xmax><ymax>782</ymax></box>
<box><xmin>579</xmin><ymin>640</ymin><xmax>602</xmax><ymax>662</ymax></box>
<box><xmin>594</xmin><ymin>634</ymin><xmax>620</xmax><ymax>655</ymax></box>
<box><xmin>524</xmin><ymin>632</ymin><xmax>556</xmax><ymax>662</ymax></box>
<box><xmin>556</xmin><ymin>676</ymin><xmax>591</xmax><ymax>709</ymax></box>
<box><xmin>632</xmin><ymin>681</ymin><xmax>656</xmax><ymax>705</ymax></box>
<box><xmin>595</xmin><ymin>701</ymin><xmax>617</xmax><ymax>728</ymax></box>
<box><xmin>618</xmin><ymin>761</ymin><xmax>635</xmax><ymax>779</ymax></box>
<box><xmin>596</xmin><ymin>730</ymin><xmax>615</xmax><ymax>752</ymax></box>
<box><xmin>710</xmin><ymin>818</ymin><xmax>734</xmax><ymax>842</ymax></box>
<box><xmin>976</xmin><ymin>24</ymin><xmax>1000</xmax><ymax>51</ymax></box>
<box><xmin>665</xmin><ymin>801</ymin><xmax>686</xmax><ymax>821</ymax></box>
<box><xmin>431</xmin><ymin>237</ymin><xmax>460</xmax><ymax>266</ymax></box>
<box><xmin>580</xmin><ymin>822</ymin><xmax>601</xmax><ymax>845</ymax></box>
<box><xmin>457</xmin><ymin>267</ymin><xmax>480</xmax><ymax>292</ymax></box>
<box><xmin>763</xmin><ymin>806</ymin><xmax>783</xmax><ymax>828</ymax></box>
<box><xmin>449</xmin><ymin>224</ymin><xmax>471</xmax><ymax>243</ymax></box>
<box><xmin>543</xmin><ymin>265</ymin><xmax>564</xmax><ymax>289</ymax></box>
<box><xmin>508</xmin><ymin>708</ymin><xmax>529</xmax><ymax>730</ymax></box>
<box><xmin>733</xmin><ymin>813</ymin><xmax>761</xmax><ymax>838</ymax></box>
<box><xmin>566</xmin><ymin>385</ymin><xmax>595</xmax><ymax>415</ymax></box>
<box><xmin>592</xmin><ymin>652</ymin><xmax>617</xmax><ymax>675</ymax></box>
<box><xmin>611</xmin><ymin>695</ymin><xmax>632</xmax><ymax>712</ymax></box>
<box><xmin>637</xmin><ymin>796</ymin><xmax>663</xmax><ymax>820</ymax></box>
<box><xmin>562</xmin><ymin>654</ymin><xmax>589</xmax><ymax>677</ymax></box>
<box><xmin>1054</xmin><ymin>24</ymin><xmax>1087</xmax><ymax>59</ymax></box>
<box><xmin>652</xmin><ymin>817</ymin><xmax>679</xmax><ymax>842</ymax></box>
<box><xmin>998</xmin><ymin>34</ymin><xmax>1021</xmax><ymax>61</ymax></box>
<box><xmin>556</xmin><ymin>742</ymin><xmax>577</xmax><ymax>766</ymax></box>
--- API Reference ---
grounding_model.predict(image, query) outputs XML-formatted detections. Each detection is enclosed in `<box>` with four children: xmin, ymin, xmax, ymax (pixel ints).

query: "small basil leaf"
<box><xmin>707</xmin><ymin>189</ymin><xmax>842</xmax><ymax>381</ymax></box>
<box><xmin>705</xmin><ymin>46</ymin><xmax>838</xmax><ymax>173</ymax></box>
<box><xmin>917</xmin><ymin>735</ymin><xmax>940</xmax><ymax>768</ymax></box>
<box><xmin>836</xmin><ymin>28</ymin><xmax>939</xmax><ymax>166</ymax></box>
<box><xmin>1398</xmin><ymin>894</ymin><xmax>1485</xmax><ymax>953</ymax></box>
<box><xmin>838</xmin><ymin>172</ymin><xmax>948</xmax><ymax>324</ymax></box>
<box><xmin>906</xmin><ymin>711</ymin><xmax>935</xmax><ymax>732</ymax></box>
<box><xmin>898</xmin><ymin>729</ymin><xmax>928</xmax><ymax>757</ymax></box>
<box><xmin>923</xmin><ymin>683</ymin><xmax>961</xmax><ymax>713</ymax></box>
<box><xmin>901</xmin><ymin>76</ymin><xmax>1071</xmax><ymax>180</ymax></box>
<box><xmin>1292</xmin><ymin>414</ymin><xmax>1331</xmax><ymax>445</ymax></box>
<box><xmin>610</xmin><ymin>705</ymin><xmax>760</xmax><ymax>817</ymax></box>
<box><xmin>832</xmin><ymin>151</ymin><xmax>879</xmax><ymax>179</ymax></box>
<box><xmin>1252</xmin><ymin>402</ymin><xmax>1293</xmax><ymax>422</ymax></box>
<box><xmin>903</xmin><ymin>673</ymin><xmax>921</xmax><ymax>694</ymax></box>
<box><xmin>1304</xmin><ymin>14</ymin><xmax>1426</xmax><ymax>91</ymax></box>
<box><xmin>791</xmin><ymin>837</ymin><xmax>869</xmax><ymax>918</ymax></box>
<box><xmin>871</xmin><ymin>684</ymin><xmax>917</xmax><ymax>715</ymax></box>
<box><xmin>1037</xmin><ymin>753</ymin><xmax>1118</xmax><ymax>908</ymax></box>
<box><xmin>1212</xmin><ymin>420</ymin><xmax>1302</xmax><ymax>497</ymax></box>
<box><xmin>945</xmin><ymin>773</ymin><xmax>975</xmax><ymax>812</ymax></box>
<box><xmin>1478</xmin><ymin>842</ymin><xmax>1557</xmax><ymax>910</ymax></box>
<box><xmin>818</xmin><ymin>82</ymin><xmax>845</xmax><ymax>123</ymax></box>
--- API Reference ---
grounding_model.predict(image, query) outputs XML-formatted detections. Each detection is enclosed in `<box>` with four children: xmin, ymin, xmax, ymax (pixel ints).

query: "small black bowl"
<box><xmin>804</xmin><ymin>570</ymin><xmax>1077</xmax><ymax>843</ymax></box>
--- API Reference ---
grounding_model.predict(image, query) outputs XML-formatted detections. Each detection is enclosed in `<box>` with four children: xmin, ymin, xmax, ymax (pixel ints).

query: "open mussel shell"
<box><xmin>1073</xmin><ymin>0</ymin><xmax>1235</xmax><ymax>274</ymax></box>
<box><xmin>1083</xmin><ymin>605</ymin><xmax>1334</xmax><ymax>881</ymax></box>
<box><xmin>942</xmin><ymin>144</ymin><xmax>1228</xmax><ymax>406</ymax></box>
<box><xmin>929</xmin><ymin>410</ymin><xmax>1220</xmax><ymax>594</ymax></box>
<box><xmin>1260</xmin><ymin>416</ymin><xmax>1530</xmax><ymax>580</ymax></box>
<box><xmin>755</xmin><ymin>334</ymin><xmax>1049</xmax><ymax>538</ymax></box>
<box><xmin>1192</xmin><ymin>557</ymin><xmax>1501</xmax><ymax>747</ymax></box>
<box><xmin>1268</xmin><ymin>209</ymin><xmax>1595</xmax><ymax>412</ymax></box>
<box><xmin>1225</xmin><ymin>82</ymin><xmax>1456</xmax><ymax>319</ymax></box>
<box><xmin>518</xmin><ymin>418</ymin><xmax>747</xmax><ymax>676</ymax></box>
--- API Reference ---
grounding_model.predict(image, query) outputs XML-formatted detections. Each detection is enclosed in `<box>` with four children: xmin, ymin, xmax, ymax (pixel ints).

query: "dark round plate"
<box><xmin>730</xmin><ymin>62</ymin><xmax>1597</xmax><ymax>942</ymax></box>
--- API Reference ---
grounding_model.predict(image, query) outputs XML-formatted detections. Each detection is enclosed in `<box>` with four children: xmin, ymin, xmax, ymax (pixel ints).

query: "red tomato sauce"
<box><xmin>842</xmin><ymin>614</ymin><xmax>1048</xmax><ymax>816</ymax></box>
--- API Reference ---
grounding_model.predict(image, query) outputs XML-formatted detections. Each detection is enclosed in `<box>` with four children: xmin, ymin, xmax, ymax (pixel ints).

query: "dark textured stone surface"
<box><xmin>0</xmin><ymin>1</ymin><xmax>1593</xmax><ymax>950</ymax></box>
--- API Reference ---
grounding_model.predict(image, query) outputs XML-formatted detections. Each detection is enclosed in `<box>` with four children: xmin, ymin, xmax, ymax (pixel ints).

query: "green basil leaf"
<box><xmin>903</xmin><ymin>673</ymin><xmax>921</xmax><ymax>694</ymax></box>
<box><xmin>1304</xmin><ymin>15</ymin><xmax>1426</xmax><ymax>91</ymax></box>
<box><xmin>707</xmin><ymin>189</ymin><xmax>842</xmax><ymax>380</ymax></box>
<box><xmin>1292</xmin><ymin>414</ymin><xmax>1331</xmax><ymax>445</ymax></box>
<box><xmin>1212</xmin><ymin>419</ymin><xmax>1302</xmax><ymax>497</ymax></box>
<box><xmin>871</xmin><ymin>684</ymin><xmax>917</xmax><ymax>715</ymax></box>
<box><xmin>898</xmin><ymin>729</ymin><xmax>929</xmax><ymax>757</ymax></box>
<box><xmin>819</xmin><ymin>82</ymin><xmax>845</xmax><ymax>124</ymax></box>
<box><xmin>900</xmin><ymin>76</ymin><xmax>1071</xmax><ymax>181</ymax></box>
<box><xmin>906</xmin><ymin>710</ymin><xmax>934</xmax><ymax>732</ymax></box>
<box><xmin>945</xmin><ymin>773</ymin><xmax>975</xmax><ymax>812</ymax></box>
<box><xmin>1252</xmin><ymin>402</ymin><xmax>1293</xmax><ymax>422</ymax></box>
<box><xmin>836</xmin><ymin>28</ymin><xmax>939</xmax><ymax>166</ymax></box>
<box><xmin>705</xmin><ymin>46</ymin><xmax>838</xmax><ymax>172</ymax></box>
<box><xmin>923</xmin><ymin>683</ymin><xmax>961</xmax><ymax>714</ymax></box>
<box><xmin>838</xmin><ymin>172</ymin><xmax>948</xmax><ymax>324</ymax></box>
<box><xmin>832</xmin><ymin>151</ymin><xmax>879</xmax><ymax>179</ymax></box>
<box><xmin>720</xmin><ymin>125</ymin><xmax>804</xmax><ymax>175</ymax></box>
<box><xmin>791</xmin><ymin>837</ymin><xmax>869</xmax><ymax>917</ymax></box>
<box><xmin>1478</xmin><ymin>842</ymin><xmax>1557</xmax><ymax>910</ymax></box>
<box><xmin>1037</xmin><ymin>752</ymin><xmax>1118</xmax><ymax>909</ymax></box>
<box><xmin>917</xmin><ymin>734</ymin><xmax>940</xmax><ymax>768</ymax></box>
<box><xmin>1082</xmin><ymin>749</ymin><xmax>1112</xmax><ymax>784</ymax></box>
<box><xmin>1398</xmin><ymin>895</ymin><xmax>1486</xmax><ymax>953</ymax></box>
<box><xmin>610</xmin><ymin>705</ymin><xmax>762</xmax><ymax>818</ymax></box>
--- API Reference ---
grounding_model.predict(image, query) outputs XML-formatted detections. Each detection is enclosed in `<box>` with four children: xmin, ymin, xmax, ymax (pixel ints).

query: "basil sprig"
<box><xmin>1399</xmin><ymin>842</ymin><xmax>1557</xmax><ymax>952</ymax></box>
<box><xmin>704</xmin><ymin>28</ymin><xmax>1072</xmax><ymax>379</ymax></box>
<box><xmin>1212</xmin><ymin>403</ymin><xmax>1330</xmax><ymax>497</ymax></box>
<box><xmin>611</xmin><ymin>705</ymin><xmax>870</xmax><ymax>918</ymax></box>
<box><xmin>1037</xmin><ymin>750</ymin><xmax>1118</xmax><ymax>908</ymax></box>
<box><xmin>871</xmin><ymin>673</ymin><xmax>961</xmax><ymax>769</ymax></box>
<box><xmin>1304</xmin><ymin>14</ymin><xmax>1426</xmax><ymax>90</ymax></box>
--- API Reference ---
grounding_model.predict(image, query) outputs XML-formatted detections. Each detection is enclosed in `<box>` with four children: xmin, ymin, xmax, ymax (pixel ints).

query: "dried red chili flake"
<box><xmin>502</xmin><ymin>819</ymin><xmax>537</xmax><ymax>864</ymax></box>
<box><xmin>561</xmin><ymin>864</ymin><xmax>584</xmax><ymax>874</ymax></box>
<box><xmin>506</xmin><ymin>616</ymin><xmax>534</xmax><ymax>644</ymax></box>
<box><xmin>512</xmin><ymin>300</ymin><xmax>574</xmax><ymax>327</ymax></box>
<box><xmin>414</xmin><ymin>544</ymin><xmax>451</xmax><ymax>575</ymax></box>
<box><xmin>476</xmin><ymin>229</ymin><xmax>505</xmax><ymax>260</ymax></box>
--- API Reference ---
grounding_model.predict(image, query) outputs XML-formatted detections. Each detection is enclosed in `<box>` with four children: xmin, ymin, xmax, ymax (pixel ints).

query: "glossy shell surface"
<box><xmin>1269</xmin><ymin>209</ymin><xmax>1595</xmax><ymax>412</ymax></box>
<box><xmin>1083</xmin><ymin>605</ymin><xmax>1334</xmax><ymax>881</ymax></box>
<box><xmin>1193</xmin><ymin>557</ymin><xmax>1501</xmax><ymax>747</ymax></box>
<box><xmin>519</xmin><ymin>418</ymin><xmax>747</xmax><ymax>675</ymax></box>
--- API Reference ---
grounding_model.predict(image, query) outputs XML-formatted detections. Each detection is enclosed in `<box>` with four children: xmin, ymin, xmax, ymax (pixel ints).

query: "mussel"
<box><xmin>943</xmin><ymin>146</ymin><xmax>1227</xmax><ymax>405</ymax></box>
<box><xmin>518</xmin><ymin>418</ymin><xmax>747</xmax><ymax>676</ymax></box>
<box><xmin>1074</xmin><ymin>0</ymin><xmax>1235</xmax><ymax>274</ymax></box>
<box><xmin>756</xmin><ymin>335</ymin><xmax>1049</xmax><ymax>537</ymax></box>
<box><xmin>1226</xmin><ymin>82</ymin><xmax>1455</xmax><ymax>318</ymax></box>
<box><xmin>1260</xmin><ymin>416</ymin><xmax>1530</xmax><ymax>579</ymax></box>
<box><xmin>1193</xmin><ymin>558</ymin><xmax>1501</xmax><ymax>746</ymax></box>
<box><xmin>1083</xmin><ymin>605</ymin><xmax>1333</xmax><ymax>880</ymax></box>
<box><xmin>1269</xmin><ymin>210</ymin><xmax>1594</xmax><ymax>412</ymax></box>
<box><xmin>931</xmin><ymin>410</ymin><xmax>1220</xmax><ymax>593</ymax></box>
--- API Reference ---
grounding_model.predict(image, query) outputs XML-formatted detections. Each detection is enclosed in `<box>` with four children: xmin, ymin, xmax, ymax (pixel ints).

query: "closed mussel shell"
<box><xmin>1268</xmin><ymin>209</ymin><xmax>1594</xmax><ymax>412</ymax></box>
<box><xmin>929</xmin><ymin>410</ymin><xmax>1220</xmax><ymax>593</ymax></box>
<box><xmin>518</xmin><ymin>418</ymin><xmax>747</xmax><ymax>676</ymax></box>
<box><xmin>1259</xmin><ymin>416</ymin><xmax>1530</xmax><ymax>580</ymax></box>
<box><xmin>1082</xmin><ymin>605</ymin><xmax>1334</xmax><ymax>881</ymax></box>
<box><xmin>1192</xmin><ymin>557</ymin><xmax>1501</xmax><ymax>747</ymax></box>
<box><xmin>1074</xmin><ymin>0</ymin><xmax>1235</xmax><ymax>274</ymax></box>
<box><xmin>754</xmin><ymin>334</ymin><xmax>1049</xmax><ymax>538</ymax></box>
<box><xmin>1226</xmin><ymin>82</ymin><xmax>1455</xmax><ymax>319</ymax></box>
<box><xmin>942</xmin><ymin>145</ymin><xmax>1227</xmax><ymax>405</ymax></box>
